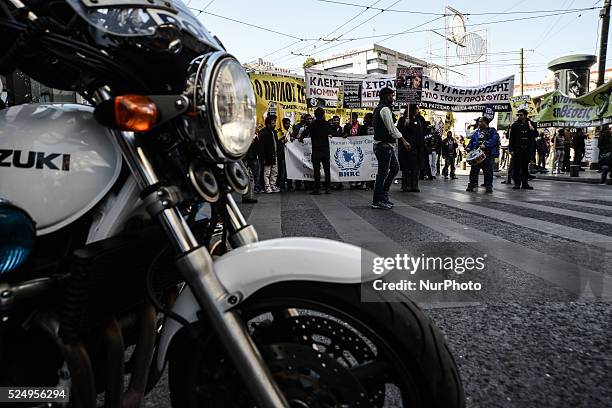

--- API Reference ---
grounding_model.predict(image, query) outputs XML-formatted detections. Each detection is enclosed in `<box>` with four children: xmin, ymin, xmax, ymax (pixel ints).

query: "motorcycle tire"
<box><xmin>168</xmin><ymin>281</ymin><xmax>464</xmax><ymax>408</ymax></box>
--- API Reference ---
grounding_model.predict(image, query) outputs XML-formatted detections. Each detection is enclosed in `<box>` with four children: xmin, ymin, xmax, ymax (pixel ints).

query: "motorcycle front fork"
<box><xmin>94</xmin><ymin>89</ymin><xmax>289</xmax><ymax>407</ymax></box>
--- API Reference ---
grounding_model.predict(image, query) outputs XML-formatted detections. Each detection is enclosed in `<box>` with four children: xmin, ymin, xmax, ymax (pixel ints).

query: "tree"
<box><xmin>303</xmin><ymin>57</ymin><xmax>316</xmax><ymax>69</ymax></box>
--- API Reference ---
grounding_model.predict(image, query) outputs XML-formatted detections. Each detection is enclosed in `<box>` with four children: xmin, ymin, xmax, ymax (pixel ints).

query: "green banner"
<box><xmin>534</xmin><ymin>80</ymin><xmax>612</xmax><ymax>128</ymax></box>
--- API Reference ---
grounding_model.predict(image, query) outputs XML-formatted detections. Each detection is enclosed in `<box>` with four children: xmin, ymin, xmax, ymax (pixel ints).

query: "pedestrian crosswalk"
<box><xmin>243</xmin><ymin>178</ymin><xmax>612</xmax><ymax>302</ymax></box>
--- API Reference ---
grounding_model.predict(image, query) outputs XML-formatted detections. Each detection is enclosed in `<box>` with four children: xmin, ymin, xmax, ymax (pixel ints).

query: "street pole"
<box><xmin>520</xmin><ymin>47</ymin><xmax>524</xmax><ymax>95</ymax></box>
<box><xmin>597</xmin><ymin>0</ymin><xmax>611</xmax><ymax>87</ymax></box>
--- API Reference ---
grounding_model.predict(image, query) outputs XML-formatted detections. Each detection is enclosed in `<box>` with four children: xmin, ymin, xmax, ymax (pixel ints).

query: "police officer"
<box><xmin>509</xmin><ymin>109</ymin><xmax>537</xmax><ymax>190</ymax></box>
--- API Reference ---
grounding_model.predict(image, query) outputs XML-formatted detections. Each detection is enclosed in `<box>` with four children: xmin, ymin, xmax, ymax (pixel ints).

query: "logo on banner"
<box><xmin>334</xmin><ymin>146</ymin><xmax>364</xmax><ymax>172</ymax></box>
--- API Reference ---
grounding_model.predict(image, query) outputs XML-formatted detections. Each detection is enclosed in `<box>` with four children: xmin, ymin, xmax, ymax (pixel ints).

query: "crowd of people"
<box><xmin>241</xmin><ymin>90</ymin><xmax>612</xmax><ymax>206</ymax></box>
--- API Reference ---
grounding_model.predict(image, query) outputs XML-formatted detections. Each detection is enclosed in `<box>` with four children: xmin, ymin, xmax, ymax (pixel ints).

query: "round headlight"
<box><xmin>0</xmin><ymin>201</ymin><xmax>35</xmax><ymax>274</ymax></box>
<box><xmin>211</xmin><ymin>58</ymin><xmax>256</xmax><ymax>157</ymax></box>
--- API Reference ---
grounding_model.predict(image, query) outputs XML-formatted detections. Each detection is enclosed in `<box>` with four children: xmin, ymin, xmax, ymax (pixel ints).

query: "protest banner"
<box><xmin>420</xmin><ymin>75</ymin><xmax>514</xmax><ymax>112</ymax></box>
<box><xmin>249</xmin><ymin>73</ymin><xmax>307</xmax><ymax>130</ymax></box>
<box><xmin>534</xmin><ymin>80</ymin><xmax>612</xmax><ymax>128</ymax></box>
<box><xmin>510</xmin><ymin>95</ymin><xmax>538</xmax><ymax>117</ymax></box>
<box><xmin>342</xmin><ymin>81</ymin><xmax>362</xmax><ymax>109</ymax></box>
<box><xmin>396</xmin><ymin>67</ymin><xmax>423</xmax><ymax>105</ymax></box>
<box><xmin>285</xmin><ymin>136</ymin><xmax>377</xmax><ymax>182</ymax></box>
<box><xmin>305</xmin><ymin>69</ymin><xmax>395</xmax><ymax>109</ymax></box>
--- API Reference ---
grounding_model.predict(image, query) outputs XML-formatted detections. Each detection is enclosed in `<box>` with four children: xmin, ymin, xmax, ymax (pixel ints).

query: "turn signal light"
<box><xmin>114</xmin><ymin>95</ymin><xmax>158</xmax><ymax>132</ymax></box>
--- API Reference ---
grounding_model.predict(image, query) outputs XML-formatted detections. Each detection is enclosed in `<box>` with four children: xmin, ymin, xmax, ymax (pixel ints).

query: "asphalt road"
<box><xmin>145</xmin><ymin>175</ymin><xmax>612</xmax><ymax>408</ymax></box>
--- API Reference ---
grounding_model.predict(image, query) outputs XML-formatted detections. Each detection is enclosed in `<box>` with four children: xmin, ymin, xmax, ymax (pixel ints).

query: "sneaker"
<box><xmin>371</xmin><ymin>201</ymin><xmax>392</xmax><ymax>209</ymax></box>
<box><xmin>383</xmin><ymin>199</ymin><xmax>394</xmax><ymax>207</ymax></box>
<box><xmin>264</xmin><ymin>186</ymin><xmax>272</xmax><ymax>194</ymax></box>
<box><xmin>271</xmin><ymin>186</ymin><xmax>281</xmax><ymax>193</ymax></box>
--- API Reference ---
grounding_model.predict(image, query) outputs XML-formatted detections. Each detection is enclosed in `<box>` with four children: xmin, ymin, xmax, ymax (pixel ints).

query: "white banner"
<box><xmin>285</xmin><ymin>136</ymin><xmax>378</xmax><ymax>182</ymax></box>
<box><xmin>420</xmin><ymin>75</ymin><xmax>515</xmax><ymax>112</ymax></box>
<box><xmin>305</xmin><ymin>69</ymin><xmax>514</xmax><ymax>112</ymax></box>
<box><xmin>305</xmin><ymin>69</ymin><xmax>395</xmax><ymax>109</ymax></box>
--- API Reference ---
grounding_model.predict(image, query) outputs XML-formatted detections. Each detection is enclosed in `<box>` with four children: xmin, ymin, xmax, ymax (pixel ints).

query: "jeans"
<box><xmin>245</xmin><ymin>158</ymin><xmax>260</xmax><ymax>192</ymax></box>
<box><xmin>242</xmin><ymin>159</ymin><xmax>257</xmax><ymax>200</ymax></box>
<box><xmin>263</xmin><ymin>163</ymin><xmax>278</xmax><ymax>189</ymax></box>
<box><xmin>373</xmin><ymin>143</ymin><xmax>399</xmax><ymax>203</ymax></box>
<box><xmin>429</xmin><ymin>152</ymin><xmax>438</xmax><ymax>177</ymax></box>
<box><xmin>442</xmin><ymin>156</ymin><xmax>455</xmax><ymax>177</ymax></box>
<box><xmin>469</xmin><ymin>156</ymin><xmax>494</xmax><ymax>189</ymax></box>
<box><xmin>554</xmin><ymin>150</ymin><xmax>565</xmax><ymax>172</ymax></box>
<box><xmin>312</xmin><ymin>151</ymin><xmax>330</xmax><ymax>192</ymax></box>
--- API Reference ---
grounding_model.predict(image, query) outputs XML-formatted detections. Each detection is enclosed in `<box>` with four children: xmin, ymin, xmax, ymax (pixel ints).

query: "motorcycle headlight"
<box><xmin>184</xmin><ymin>52</ymin><xmax>256</xmax><ymax>161</ymax></box>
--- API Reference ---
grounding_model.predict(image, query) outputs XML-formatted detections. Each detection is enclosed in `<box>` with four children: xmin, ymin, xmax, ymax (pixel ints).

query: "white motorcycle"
<box><xmin>0</xmin><ymin>1</ymin><xmax>463</xmax><ymax>406</ymax></box>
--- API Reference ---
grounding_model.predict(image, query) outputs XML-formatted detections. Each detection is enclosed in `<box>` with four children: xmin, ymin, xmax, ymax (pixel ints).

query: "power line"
<box><xmin>189</xmin><ymin>8</ymin><xmax>313</xmax><ymax>40</ymax></box>
<box><xmin>313</xmin><ymin>0</ymin><xmax>598</xmax><ymax>16</ymax></box>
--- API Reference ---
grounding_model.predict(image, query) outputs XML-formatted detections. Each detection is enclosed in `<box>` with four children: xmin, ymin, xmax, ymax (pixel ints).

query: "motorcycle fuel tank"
<box><xmin>0</xmin><ymin>104</ymin><xmax>122</xmax><ymax>235</ymax></box>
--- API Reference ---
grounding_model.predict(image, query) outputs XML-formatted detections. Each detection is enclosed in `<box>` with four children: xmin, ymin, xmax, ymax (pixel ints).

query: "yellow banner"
<box><xmin>249</xmin><ymin>72</ymin><xmax>372</xmax><ymax>131</ymax></box>
<box><xmin>510</xmin><ymin>95</ymin><xmax>538</xmax><ymax>117</ymax></box>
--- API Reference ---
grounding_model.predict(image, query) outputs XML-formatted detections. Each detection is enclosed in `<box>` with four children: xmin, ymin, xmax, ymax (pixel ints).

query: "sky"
<box><xmin>185</xmin><ymin>0</ymin><xmax>609</xmax><ymax>86</ymax></box>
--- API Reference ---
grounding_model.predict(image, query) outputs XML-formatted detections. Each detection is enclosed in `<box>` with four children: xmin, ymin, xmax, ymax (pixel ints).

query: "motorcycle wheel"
<box><xmin>168</xmin><ymin>281</ymin><xmax>464</xmax><ymax>407</ymax></box>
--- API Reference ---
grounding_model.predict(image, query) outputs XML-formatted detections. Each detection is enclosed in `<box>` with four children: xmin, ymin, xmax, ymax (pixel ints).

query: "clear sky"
<box><xmin>186</xmin><ymin>0</ymin><xmax>608</xmax><ymax>86</ymax></box>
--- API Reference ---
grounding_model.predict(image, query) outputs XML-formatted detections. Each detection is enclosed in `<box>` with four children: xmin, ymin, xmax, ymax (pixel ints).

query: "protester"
<box><xmin>509</xmin><ymin>109</ymin><xmax>537</xmax><ymax>190</ymax></box>
<box><xmin>422</xmin><ymin>127</ymin><xmax>434</xmax><ymax>180</ymax></box>
<box><xmin>562</xmin><ymin>130</ymin><xmax>572</xmax><ymax>172</ymax></box>
<box><xmin>500</xmin><ymin>131</ymin><xmax>510</xmax><ymax>169</ymax></box>
<box><xmin>535</xmin><ymin>132</ymin><xmax>549</xmax><ymax>170</ymax></box>
<box><xmin>276</xmin><ymin>118</ymin><xmax>291</xmax><ymax>191</ymax></box>
<box><xmin>572</xmin><ymin>128</ymin><xmax>587</xmax><ymax>168</ymax></box>
<box><xmin>432</xmin><ymin>130</ymin><xmax>442</xmax><ymax>176</ymax></box>
<box><xmin>258</xmin><ymin>116</ymin><xmax>280</xmax><ymax>193</ymax></box>
<box><xmin>330</xmin><ymin>115</ymin><xmax>344</xmax><ymax>190</ymax></box>
<box><xmin>343</xmin><ymin>112</ymin><xmax>362</xmax><ymax>137</ymax></box>
<box><xmin>397</xmin><ymin>105</ymin><xmax>424</xmax><ymax>192</ymax></box>
<box><xmin>466</xmin><ymin>116</ymin><xmax>500</xmax><ymax>193</ymax></box>
<box><xmin>301</xmin><ymin>107</ymin><xmax>331</xmax><ymax>195</ymax></box>
<box><xmin>344</xmin><ymin>113</ymin><xmax>365</xmax><ymax>190</ymax></box>
<box><xmin>371</xmin><ymin>87</ymin><xmax>411</xmax><ymax>209</ymax></box>
<box><xmin>361</xmin><ymin>113</ymin><xmax>375</xmax><ymax>190</ymax></box>
<box><xmin>457</xmin><ymin>135</ymin><xmax>466</xmax><ymax>166</ymax></box>
<box><xmin>598</xmin><ymin>125</ymin><xmax>611</xmax><ymax>184</ymax></box>
<box><xmin>441</xmin><ymin>131</ymin><xmax>459</xmax><ymax>180</ymax></box>
<box><xmin>242</xmin><ymin>133</ymin><xmax>260</xmax><ymax>203</ymax></box>
<box><xmin>553</xmin><ymin>129</ymin><xmax>566</xmax><ymax>174</ymax></box>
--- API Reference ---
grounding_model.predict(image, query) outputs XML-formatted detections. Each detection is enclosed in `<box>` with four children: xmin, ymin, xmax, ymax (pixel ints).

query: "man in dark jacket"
<box><xmin>509</xmin><ymin>109</ymin><xmax>537</xmax><ymax>190</ymax></box>
<box><xmin>397</xmin><ymin>105</ymin><xmax>423</xmax><ymax>192</ymax></box>
<box><xmin>441</xmin><ymin>131</ymin><xmax>458</xmax><ymax>180</ymax></box>
<box><xmin>572</xmin><ymin>128</ymin><xmax>587</xmax><ymax>168</ymax></box>
<box><xmin>301</xmin><ymin>107</ymin><xmax>332</xmax><ymax>195</ymax></box>
<box><xmin>258</xmin><ymin>116</ymin><xmax>280</xmax><ymax>193</ymax></box>
<box><xmin>598</xmin><ymin>125</ymin><xmax>612</xmax><ymax>183</ymax></box>
<box><xmin>242</xmin><ymin>134</ymin><xmax>260</xmax><ymax>203</ymax></box>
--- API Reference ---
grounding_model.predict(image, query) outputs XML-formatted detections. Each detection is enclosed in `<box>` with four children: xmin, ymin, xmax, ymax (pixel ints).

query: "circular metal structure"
<box><xmin>448</xmin><ymin>13</ymin><xmax>466</xmax><ymax>45</ymax></box>
<box><xmin>456</xmin><ymin>32</ymin><xmax>486</xmax><ymax>64</ymax></box>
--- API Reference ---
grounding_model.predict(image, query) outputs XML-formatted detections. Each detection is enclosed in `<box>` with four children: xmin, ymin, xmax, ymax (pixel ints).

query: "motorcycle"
<box><xmin>0</xmin><ymin>1</ymin><xmax>464</xmax><ymax>406</ymax></box>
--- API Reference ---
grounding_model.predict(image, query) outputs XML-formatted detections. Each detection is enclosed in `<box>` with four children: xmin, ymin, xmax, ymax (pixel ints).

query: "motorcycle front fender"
<box><xmin>155</xmin><ymin>237</ymin><xmax>381</xmax><ymax>371</ymax></box>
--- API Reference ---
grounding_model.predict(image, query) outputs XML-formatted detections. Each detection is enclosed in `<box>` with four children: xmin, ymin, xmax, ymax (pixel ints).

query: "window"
<box><xmin>367</xmin><ymin>58</ymin><xmax>387</xmax><ymax>65</ymax></box>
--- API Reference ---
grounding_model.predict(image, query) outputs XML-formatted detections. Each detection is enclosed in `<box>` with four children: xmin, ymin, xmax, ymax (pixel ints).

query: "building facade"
<box><xmin>311</xmin><ymin>43</ymin><xmax>429</xmax><ymax>76</ymax></box>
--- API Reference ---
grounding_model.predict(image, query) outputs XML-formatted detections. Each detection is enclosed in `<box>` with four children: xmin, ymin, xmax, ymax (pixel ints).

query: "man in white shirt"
<box><xmin>371</xmin><ymin>87</ymin><xmax>411</xmax><ymax>209</ymax></box>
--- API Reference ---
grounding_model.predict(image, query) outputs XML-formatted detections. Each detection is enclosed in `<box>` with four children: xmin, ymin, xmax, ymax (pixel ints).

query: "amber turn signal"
<box><xmin>114</xmin><ymin>95</ymin><xmax>158</xmax><ymax>132</ymax></box>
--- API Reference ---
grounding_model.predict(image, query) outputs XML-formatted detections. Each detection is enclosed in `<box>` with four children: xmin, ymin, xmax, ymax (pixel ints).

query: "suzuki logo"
<box><xmin>0</xmin><ymin>149</ymin><xmax>71</xmax><ymax>171</ymax></box>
